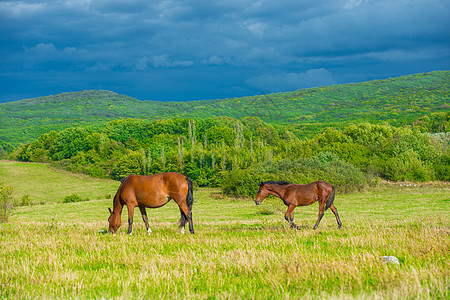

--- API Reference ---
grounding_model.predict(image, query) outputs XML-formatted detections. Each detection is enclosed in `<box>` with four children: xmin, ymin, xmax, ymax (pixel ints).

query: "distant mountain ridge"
<box><xmin>1</xmin><ymin>71</ymin><xmax>449</xmax><ymax>146</ymax></box>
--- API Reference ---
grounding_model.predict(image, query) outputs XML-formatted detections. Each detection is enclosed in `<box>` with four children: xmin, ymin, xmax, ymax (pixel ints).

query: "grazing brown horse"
<box><xmin>108</xmin><ymin>172</ymin><xmax>194</xmax><ymax>234</ymax></box>
<box><xmin>255</xmin><ymin>180</ymin><xmax>342</xmax><ymax>230</ymax></box>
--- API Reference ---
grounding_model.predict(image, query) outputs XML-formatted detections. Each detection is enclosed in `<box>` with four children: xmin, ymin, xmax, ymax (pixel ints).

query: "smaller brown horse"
<box><xmin>255</xmin><ymin>180</ymin><xmax>342</xmax><ymax>230</ymax></box>
<box><xmin>108</xmin><ymin>172</ymin><xmax>194</xmax><ymax>234</ymax></box>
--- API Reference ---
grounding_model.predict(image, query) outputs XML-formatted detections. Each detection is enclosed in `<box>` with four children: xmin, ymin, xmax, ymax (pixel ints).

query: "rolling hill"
<box><xmin>1</xmin><ymin>71</ymin><xmax>449</xmax><ymax>147</ymax></box>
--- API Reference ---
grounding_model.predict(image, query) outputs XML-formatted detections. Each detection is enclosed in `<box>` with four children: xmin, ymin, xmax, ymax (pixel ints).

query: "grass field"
<box><xmin>0</xmin><ymin>161</ymin><xmax>449</xmax><ymax>299</ymax></box>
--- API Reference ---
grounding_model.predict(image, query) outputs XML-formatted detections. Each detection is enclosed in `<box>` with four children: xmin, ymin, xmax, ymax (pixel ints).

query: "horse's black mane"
<box><xmin>259</xmin><ymin>180</ymin><xmax>292</xmax><ymax>187</ymax></box>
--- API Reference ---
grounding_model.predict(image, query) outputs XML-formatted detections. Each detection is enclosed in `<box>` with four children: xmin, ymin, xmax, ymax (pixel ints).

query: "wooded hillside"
<box><xmin>1</xmin><ymin>71</ymin><xmax>448</xmax><ymax>147</ymax></box>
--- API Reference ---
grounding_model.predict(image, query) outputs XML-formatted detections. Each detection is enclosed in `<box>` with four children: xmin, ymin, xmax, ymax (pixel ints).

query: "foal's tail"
<box><xmin>324</xmin><ymin>186</ymin><xmax>335</xmax><ymax>211</ymax></box>
<box><xmin>179</xmin><ymin>177</ymin><xmax>194</xmax><ymax>227</ymax></box>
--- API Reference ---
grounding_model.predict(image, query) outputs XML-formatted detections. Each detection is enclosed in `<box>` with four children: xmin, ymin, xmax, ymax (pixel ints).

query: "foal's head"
<box><xmin>108</xmin><ymin>208</ymin><xmax>121</xmax><ymax>233</ymax></box>
<box><xmin>255</xmin><ymin>181</ymin><xmax>292</xmax><ymax>205</ymax></box>
<box><xmin>255</xmin><ymin>182</ymin><xmax>270</xmax><ymax>205</ymax></box>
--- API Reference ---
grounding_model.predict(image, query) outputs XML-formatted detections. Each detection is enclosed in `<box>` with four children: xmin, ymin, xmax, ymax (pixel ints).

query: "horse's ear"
<box><xmin>108</xmin><ymin>208</ymin><xmax>112</xmax><ymax>214</ymax></box>
<box><xmin>258</xmin><ymin>182</ymin><xmax>264</xmax><ymax>187</ymax></box>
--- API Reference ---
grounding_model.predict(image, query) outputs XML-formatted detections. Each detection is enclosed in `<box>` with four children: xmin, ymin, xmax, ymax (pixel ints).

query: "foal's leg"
<box><xmin>139</xmin><ymin>205</ymin><xmax>152</xmax><ymax>234</ymax></box>
<box><xmin>329</xmin><ymin>204</ymin><xmax>342</xmax><ymax>229</ymax></box>
<box><xmin>284</xmin><ymin>205</ymin><xmax>299</xmax><ymax>229</ymax></box>
<box><xmin>127</xmin><ymin>204</ymin><xmax>136</xmax><ymax>235</ymax></box>
<box><xmin>289</xmin><ymin>209</ymin><xmax>302</xmax><ymax>230</ymax></box>
<box><xmin>313</xmin><ymin>200</ymin><xmax>326</xmax><ymax>230</ymax></box>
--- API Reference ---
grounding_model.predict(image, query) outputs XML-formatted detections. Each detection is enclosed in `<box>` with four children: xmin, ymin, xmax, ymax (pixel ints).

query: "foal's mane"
<box><xmin>259</xmin><ymin>180</ymin><xmax>292</xmax><ymax>187</ymax></box>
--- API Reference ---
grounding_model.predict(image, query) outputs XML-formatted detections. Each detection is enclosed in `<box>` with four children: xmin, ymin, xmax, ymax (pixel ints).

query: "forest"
<box><xmin>9</xmin><ymin>113</ymin><xmax>449</xmax><ymax>197</ymax></box>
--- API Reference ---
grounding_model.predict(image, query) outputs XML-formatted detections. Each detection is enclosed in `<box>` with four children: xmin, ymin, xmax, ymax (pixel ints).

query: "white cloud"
<box><xmin>24</xmin><ymin>43</ymin><xmax>88</xmax><ymax>61</ymax></box>
<box><xmin>365</xmin><ymin>48</ymin><xmax>450</xmax><ymax>62</ymax></box>
<box><xmin>202</xmin><ymin>56</ymin><xmax>233</xmax><ymax>66</ymax></box>
<box><xmin>0</xmin><ymin>1</ymin><xmax>46</xmax><ymax>16</ymax></box>
<box><xmin>344</xmin><ymin>0</ymin><xmax>366</xmax><ymax>9</ymax></box>
<box><xmin>152</xmin><ymin>55</ymin><xmax>194</xmax><ymax>68</ymax></box>
<box><xmin>247</xmin><ymin>68</ymin><xmax>336</xmax><ymax>92</ymax></box>
<box><xmin>135</xmin><ymin>56</ymin><xmax>149</xmax><ymax>70</ymax></box>
<box><xmin>241</xmin><ymin>21</ymin><xmax>266</xmax><ymax>38</ymax></box>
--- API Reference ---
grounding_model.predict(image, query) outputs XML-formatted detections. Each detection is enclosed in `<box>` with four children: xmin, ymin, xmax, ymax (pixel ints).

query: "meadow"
<box><xmin>0</xmin><ymin>161</ymin><xmax>449</xmax><ymax>299</ymax></box>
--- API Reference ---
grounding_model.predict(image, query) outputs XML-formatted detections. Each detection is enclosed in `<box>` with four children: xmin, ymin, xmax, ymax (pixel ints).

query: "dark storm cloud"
<box><xmin>0</xmin><ymin>0</ymin><xmax>449</xmax><ymax>102</ymax></box>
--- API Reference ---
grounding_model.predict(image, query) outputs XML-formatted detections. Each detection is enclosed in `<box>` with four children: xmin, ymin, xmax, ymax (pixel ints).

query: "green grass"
<box><xmin>0</xmin><ymin>160</ymin><xmax>118</xmax><ymax>204</ymax></box>
<box><xmin>0</xmin><ymin>162</ymin><xmax>449</xmax><ymax>299</ymax></box>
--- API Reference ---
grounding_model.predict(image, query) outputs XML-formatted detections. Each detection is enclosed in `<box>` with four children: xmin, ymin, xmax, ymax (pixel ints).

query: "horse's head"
<box><xmin>108</xmin><ymin>208</ymin><xmax>121</xmax><ymax>233</ymax></box>
<box><xmin>255</xmin><ymin>182</ymin><xmax>269</xmax><ymax>205</ymax></box>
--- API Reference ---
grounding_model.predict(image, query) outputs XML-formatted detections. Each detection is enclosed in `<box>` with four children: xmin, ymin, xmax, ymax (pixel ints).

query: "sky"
<box><xmin>0</xmin><ymin>0</ymin><xmax>449</xmax><ymax>103</ymax></box>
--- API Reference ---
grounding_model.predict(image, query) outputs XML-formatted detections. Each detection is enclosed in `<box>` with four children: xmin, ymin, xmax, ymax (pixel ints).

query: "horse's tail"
<box><xmin>325</xmin><ymin>185</ymin><xmax>335</xmax><ymax>211</ymax></box>
<box><xmin>185</xmin><ymin>177</ymin><xmax>194</xmax><ymax>211</ymax></box>
<box><xmin>179</xmin><ymin>177</ymin><xmax>194</xmax><ymax>228</ymax></box>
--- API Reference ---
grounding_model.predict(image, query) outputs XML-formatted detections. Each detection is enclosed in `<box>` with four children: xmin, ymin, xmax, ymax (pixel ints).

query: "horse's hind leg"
<box><xmin>139</xmin><ymin>205</ymin><xmax>152</xmax><ymax>234</ymax></box>
<box><xmin>178</xmin><ymin>207</ymin><xmax>187</xmax><ymax>234</ymax></box>
<box><xmin>178</xmin><ymin>203</ymin><xmax>194</xmax><ymax>234</ymax></box>
<box><xmin>329</xmin><ymin>204</ymin><xmax>342</xmax><ymax>229</ymax></box>
<box><xmin>313</xmin><ymin>201</ymin><xmax>326</xmax><ymax>230</ymax></box>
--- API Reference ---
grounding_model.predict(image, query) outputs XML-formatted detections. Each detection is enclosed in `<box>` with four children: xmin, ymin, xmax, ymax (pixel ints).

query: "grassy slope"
<box><xmin>0</xmin><ymin>161</ymin><xmax>449</xmax><ymax>298</ymax></box>
<box><xmin>1</xmin><ymin>71</ymin><xmax>449</xmax><ymax>146</ymax></box>
<box><xmin>0</xmin><ymin>160</ymin><xmax>118</xmax><ymax>204</ymax></box>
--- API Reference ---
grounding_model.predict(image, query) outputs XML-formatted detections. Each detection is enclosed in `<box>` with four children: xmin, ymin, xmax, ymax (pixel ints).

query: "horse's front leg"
<box><xmin>284</xmin><ymin>205</ymin><xmax>299</xmax><ymax>229</ymax></box>
<box><xmin>127</xmin><ymin>204</ymin><xmax>136</xmax><ymax>235</ymax></box>
<box><xmin>139</xmin><ymin>205</ymin><xmax>152</xmax><ymax>235</ymax></box>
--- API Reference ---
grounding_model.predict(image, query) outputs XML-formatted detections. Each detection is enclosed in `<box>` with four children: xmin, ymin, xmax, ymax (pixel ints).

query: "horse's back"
<box><xmin>291</xmin><ymin>180</ymin><xmax>331</xmax><ymax>190</ymax></box>
<box><xmin>312</xmin><ymin>180</ymin><xmax>333</xmax><ymax>197</ymax></box>
<box><xmin>119</xmin><ymin>173</ymin><xmax>188</xmax><ymax>207</ymax></box>
<box><xmin>287</xmin><ymin>180</ymin><xmax>333</xmax><ymax>203</ymax></box>
<box><xmin>161</xmin><ymin>172</ymin><xmax>189</xmax><ymax>190</ymax></box>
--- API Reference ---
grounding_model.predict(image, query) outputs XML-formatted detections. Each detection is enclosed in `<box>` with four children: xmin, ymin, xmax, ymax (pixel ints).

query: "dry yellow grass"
<box><xmin>0</xmin><ymin>162</ymin><xmax>449</xmax><ymax>298</ymax></box>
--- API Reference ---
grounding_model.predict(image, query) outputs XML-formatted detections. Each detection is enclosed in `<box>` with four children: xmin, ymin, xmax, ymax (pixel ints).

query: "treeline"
<box><xmin>11</xmin><ymin>114</ymin><xmax>449</xmax><ymax>196</ymax></box>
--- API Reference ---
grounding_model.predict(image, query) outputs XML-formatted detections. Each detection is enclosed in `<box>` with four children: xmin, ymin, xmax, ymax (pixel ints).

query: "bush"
<box><xmin>21</xmin><ymin>194</ymin><xmax>32</xmax><ymax>206</ymax></box>
<box><xmin>382</xmin><ymin>149</ymin><xmax>435</xmax><ymax>181</ymax></box>
<box><xmin>63</xmin><ymin>194</ymin><xmax>89</xmax><ymax>203</ymax></box>
<box><xmin>222</xmin><ymin>168</ymin><xmax>266</xmax><ymax>198</ymax></box>
<box><xmin>0</xmin><ymin>183</ymin><xmax>16</xmax><ymax>223</ymax></box>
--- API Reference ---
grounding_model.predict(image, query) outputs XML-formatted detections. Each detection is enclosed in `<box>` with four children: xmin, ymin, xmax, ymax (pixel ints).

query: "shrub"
<box><xmin>0</xmin><ymin>183</ymin><xmax>16</xmax><ymax>223</ymax></box>
<box><xmin>382</xmin><ymin>149</ymin><xmax>435</xmax><ymax>181</ymax></box>
<box><xmin>21</xmin><ymin>194</ymin><xmax>32</xmax><ymax>206</ymax></box>
<box><xmin>63</xmin><ymin>194</ymin><xmax>88</xmax><ymax>203</ymax></box>
<box><xmin>222</xmin><ymin>168</ymin><xmax>266</xmax><ymax>197</ymax></box>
